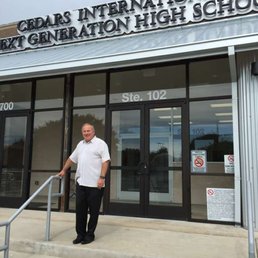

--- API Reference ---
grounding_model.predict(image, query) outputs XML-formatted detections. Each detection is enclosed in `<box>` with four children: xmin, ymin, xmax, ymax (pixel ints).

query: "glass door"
<box><xmin>108</xmin><ymin>107</ymin><xmax>143</xmax><ymax>216</ymax></box>
<box><xmin>147</xmin><ymin>104</ymin><xmax>188</xmax><ymax>219</ymax></box>
<box><xmin>108</xmin><ymin>103</ymin><xmax>188</xmax><ymax>219</ymax></box>
<box><xmin>0</xmin><ymin>113</ymin><xmax>30</xmax><ymax>207</ymax></box>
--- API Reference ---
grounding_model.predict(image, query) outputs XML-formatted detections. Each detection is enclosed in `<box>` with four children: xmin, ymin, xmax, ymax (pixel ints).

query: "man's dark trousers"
<box><xmin>76</xmin><ymin>183</ymin><xmax>104</xmax><ymax>239</ymax></box>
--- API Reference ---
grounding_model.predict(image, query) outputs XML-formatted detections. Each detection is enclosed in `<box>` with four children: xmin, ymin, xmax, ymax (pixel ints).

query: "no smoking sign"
<box><xmin>207</xmin><ymin>188</ymin><xmax>215</xmax><ymax>196</ymax></box>
<box><xmin>191</xmin><ymin>150</ymin><xmax>207</xmax><ymax>173</ymax></box>
<box><xmin>224</xmin><ymin>154</ymin><xmax>234</xmax><ymax>174</ymax></box>
<box><xmin>194</xmin><ymin>156</ymin><xmax>204</xmax><ymax>167</ymax></box>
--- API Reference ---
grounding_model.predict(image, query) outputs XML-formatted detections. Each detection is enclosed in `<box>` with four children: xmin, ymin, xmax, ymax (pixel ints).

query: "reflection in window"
<box><xmin>0</xmin><ymin>81</ymin><xmax>31</xmax><ymax>110</ymax></box>
<box><xmin>111</xmin><ymin>110</ymin><xmax>140</xmax><ymax>167</ymax></box>
<box><xmin>121</xmin><ymin>138</ymin><xmax>140</xmax><ymax>167</ymax></box>
<box><xmin>190</xmin><ymin>99</ymin><xmax>234</xmax><ymax>220</ymax></box>
<box><xmin>0</xmin><ymin>117</ymin><xmax>27</xmax><ymax>197</ymax></box>
<box><xmin>190</xmin><ymin>99</ymin><xmax>233</xmax><ymax>169</ymax></box>
<box><xmin>3</xmin><ymin>117</ymin><xmax>26</xmax><ymax>169</ymax></box>
<box><xmin>31</xmin><ymin>111</ymin><xmax>63</xmax><ymax>170</ymax></box>
<box><xmin>29</xmin><ymin>172</ymin><xmax>59</xmax><ymax>209</ymax></box>
<box><xmin>149</xmin><ymin>107</ymin><xmax>182</xmax><ymax>195</ymax></box>
<box><xmin>110</xmin><ymin>169</ymin><xmax>140</xmax><ymax>204</ymax></box>
<box><xmin>121</xmin><ymin>169</ymin><xmax>140</xmax><ymax>192</ymax></box>
<box><xmin>110</xmin><ymin>110</ymin><xmax>141</xmax><ymax>204</ymax></box>
<box><xmin>191</xmin><ymin>175</ymin><xmax>234</xmax><ymax>220</ymax></box>
<box><xmin>35</xmin><ymin>77</ymin><xmax>64</xmax><ymax>109</ymax></box>
<box><xmin>149</xmin><ymin>139</ymin><xmax>170</xmax><ymax>194</ymax></box>
<box><xmin>189</xmin><ymin>58</ymin><xmax>231</xmax><ymax>98</ymax></box>
<box><xmin>74</xmin><ymin>73</ymin><xmax>106</xmax><ymax>106</ymax></box>
<box><xmin>149</xmin><ymin>107</ymin><xmax>182</xmax><ymax>165</ymax></box>
<box><xmin>110</xmin><ymin>65</ymin><xmax>186</xmax><ymax>103</ymax></box>
<box><xmin>149</xmin><ymin>170</ymin><xmax>182</xmax><ymax>206</ymax></box>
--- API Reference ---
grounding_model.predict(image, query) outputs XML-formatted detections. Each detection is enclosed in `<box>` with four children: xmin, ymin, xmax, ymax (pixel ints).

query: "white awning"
<box><xmin>0</xmin><ymin>14</ymin><xmax>258</xmax><ymax>81</ymax></box>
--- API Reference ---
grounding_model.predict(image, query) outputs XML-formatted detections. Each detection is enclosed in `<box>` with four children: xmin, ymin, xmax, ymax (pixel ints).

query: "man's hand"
<box><xmin>97</xmin><ymin>178</ymin><xmax>105</xmax><ymax>189</ymax></box>
<box><xmin>57</xmin><ymin>169</ymin><xmax>65</xmax><ymax>177</ymax></box>
<box><xmin>57</xmin><ymin>158</ymin><xmax>74</xmax><ymax>177</ymax></box>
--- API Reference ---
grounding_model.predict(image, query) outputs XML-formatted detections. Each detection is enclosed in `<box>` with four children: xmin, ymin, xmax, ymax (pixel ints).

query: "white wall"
<box><xmin>237</xmin><ymin>50</ymin><xmax>258</xmax><ymax>230</ymax></box>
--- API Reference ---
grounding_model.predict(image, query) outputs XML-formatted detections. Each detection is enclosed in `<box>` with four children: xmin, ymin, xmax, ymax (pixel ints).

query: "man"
<box><xmin>58</xmin><ymin>123</ymin><xmax>110</xmax><ymax>245</ymax></box>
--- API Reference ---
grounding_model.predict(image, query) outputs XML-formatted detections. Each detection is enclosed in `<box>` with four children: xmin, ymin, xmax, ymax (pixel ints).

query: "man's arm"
<box><xmin>97</xmin><ymin>160</ymin><xmax>110</xmax><ymax>189</ymax></box>
<box><xmin>100</xmin><ymin>160</ymin><xmax>110</xmax><ymax>178</ymax></box>
<box><xmin>58</xmin><ymin>158</ymin><xmax>74</xmax><ymax>177</ymax></box>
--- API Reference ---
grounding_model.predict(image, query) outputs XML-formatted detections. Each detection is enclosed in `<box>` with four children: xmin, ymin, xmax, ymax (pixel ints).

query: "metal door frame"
<box><xmin>0</xmin><ymin>111</ymin><xmax>32</xmax><ymax>207</ymax></box>
<box><xmin>105</xmin><ymin>100</ymin><xmax>190</xmax><ymax>220</ymax></box>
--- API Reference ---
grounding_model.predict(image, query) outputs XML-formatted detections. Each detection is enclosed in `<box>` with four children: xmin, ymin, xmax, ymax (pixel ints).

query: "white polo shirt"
<box><xmin>70</xmin><ymin>136</ymin><xmax>110</xmax><ymax>187</ymax></box>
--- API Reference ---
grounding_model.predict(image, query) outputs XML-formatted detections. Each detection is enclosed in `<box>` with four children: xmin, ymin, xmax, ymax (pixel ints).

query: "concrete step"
<box><xmin>7</xmin><ymin>251</ymin><xmax>60</xmax><ymax>258</ymax></box>
<box><xmin>0</xmin><ymin>208</ymin><xmax>256</xmax><ymax>258</ymax></box>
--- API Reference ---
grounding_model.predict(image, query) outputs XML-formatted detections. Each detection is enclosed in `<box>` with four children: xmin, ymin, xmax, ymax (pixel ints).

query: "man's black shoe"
<box><xmin>73</xmin><ymin>237</ymin><xmax>83</xmax><ymax>244</ymax></box>
<box><xmin>81</xmin><ymin>236</ymin><xmax>95</xmax><ymax>245</ymax></box>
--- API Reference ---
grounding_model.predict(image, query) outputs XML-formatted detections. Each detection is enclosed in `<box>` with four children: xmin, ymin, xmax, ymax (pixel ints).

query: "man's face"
<box><xmin>82</xmin><ymin>124</ymin><xmax>95</xmax><ymax>142</ymax></box>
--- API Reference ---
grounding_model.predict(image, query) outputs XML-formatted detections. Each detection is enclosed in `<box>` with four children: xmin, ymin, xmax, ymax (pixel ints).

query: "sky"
<box><xmin>0</xmin><ymin>0</ymin><xmax>109</xmax><ymax>25</ymax></box>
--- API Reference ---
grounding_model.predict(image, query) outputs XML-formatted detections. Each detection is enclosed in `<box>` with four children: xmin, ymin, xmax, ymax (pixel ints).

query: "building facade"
<box><xmin>0</xmin><ymin>0</ymin><xmax>258</xmax><ymax>228</ymax></box>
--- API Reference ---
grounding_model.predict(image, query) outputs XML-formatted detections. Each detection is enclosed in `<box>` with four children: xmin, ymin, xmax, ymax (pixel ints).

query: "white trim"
<box><xmin>228</xmin><ymin>46</ymin><xmax>241</xmax><ymax>225</ymax></box>
<box><xmin>0</xmin><ymin>14</ymin><xmax>258</xmax><ymax>81</ymax></box>
<box><xmin>1</xmin><ymin>34</ymin><xmax>258</xmax><ymax>81</ymax></box>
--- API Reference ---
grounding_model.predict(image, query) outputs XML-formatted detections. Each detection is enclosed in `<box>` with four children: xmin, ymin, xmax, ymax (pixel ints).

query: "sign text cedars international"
<box><xmin>1</xmin><ymin>0</ymin><xmax>258</xmax><ymax>53</ymax></box>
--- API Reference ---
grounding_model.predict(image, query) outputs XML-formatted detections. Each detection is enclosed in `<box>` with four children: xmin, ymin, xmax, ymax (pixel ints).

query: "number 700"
<box><xmin>0</xmin><ymin>102</ymin><xmax>14</xmax><ymax>111</ymax></box>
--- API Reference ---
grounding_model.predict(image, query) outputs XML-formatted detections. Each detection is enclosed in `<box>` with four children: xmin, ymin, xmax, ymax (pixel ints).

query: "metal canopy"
<box><xmin>0</xmin><ymin>14</ymin><xmax>258</xmax><ymax>81</ymax></box>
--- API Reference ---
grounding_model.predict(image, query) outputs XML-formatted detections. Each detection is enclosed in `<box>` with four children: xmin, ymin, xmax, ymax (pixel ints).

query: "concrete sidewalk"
<box><xmin>0</xmin><ymin>208</ymin><xmax>255</xmax><ymax>258</ymax></box>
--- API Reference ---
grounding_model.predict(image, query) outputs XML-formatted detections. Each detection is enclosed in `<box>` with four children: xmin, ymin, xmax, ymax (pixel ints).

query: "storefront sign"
<box><xmin>206</xmin><ymin>188</ymin><xmax>234</xmax><ymax>222</ymax></box>
<box><xmin>1</xmin><ymin>0</ymin><xmax>258</xmax><ymax>53</ymax></box>
<box><xmin>224</xmin><ymin>154</ymin><xmax>234</xmax><ymax>174</ymax></box>
<box><xmin>191</xmin><ymin>150</ymin><xmax>207</xmax><ymax>173</ymax></box>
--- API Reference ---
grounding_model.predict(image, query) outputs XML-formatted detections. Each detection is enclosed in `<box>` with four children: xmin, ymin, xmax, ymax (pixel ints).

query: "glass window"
<box><xmin>74</xmin><ymin>73</ymin><xmax>106</xmax><ymax>106</ymax></box>
<box><xmin>109</xmin><ymin>169</ymin><xmax>140</xmax><ymax>204</ymax></box>
<box><xmin>149</xmin><ymin>107</ymin><xmax>182</xmax><ymax>165</ymax></box>
<box><xmin>190</xmin><ymin>99</ymin><xmax>233</xmax><ymax>171</ymax></box>
<box><xmin>149</xmin><ymin>107</ymin><xmax>183</xmax><ymax>206</ymax></box>
<box><xmin>31</xmin><ymin>111</ymin><xmax>63</xmax><ymax>170</ymax></box>
<box><xmin>149</xmin><ymin>170</ymin><xmax>182</xmax><ymax>206</ymax></box>
<box><xmin>191</xmin><ymin>175</ymin><xmax>234</xmax><ymax>220</ymax></box>
<box><xmin>110</xmin><ymin>65</ymin><xmax>186</xmax><ymax>103</ymax></box>
<box><xmin>189</xmin><ymin>58</ymin><xmax>231</xmax><ymax>98</ymax></box>
<box><xmin>0</xmin><ymin>116</ymin><xmax>27</xmax><ymax>197</ymax></box>
<box><xmin>29</xmin><ymin>172</ymin><xmax>60</xmax><ymax>209</ymax></box>
<box><xmin>111</xmin><ymin>110</ymin><xmax>141</xmax><ymax>167</ymax></box>
<box><xmin>110</xmin><ymin>110</ymin><xmax>141</xmax><ymax>204</ymax></box>
<box><xmin>190</xmin><ymin>99</ymin><xmax>234</xmax><ymax>220</ymax></box>
<box><xmin>0</xmin><ymin>81</ymin><xmax>31</xmax><ymax>110</ymax></box>
<box><xmin>35</xmin><ymin>77</ymin><xmax>64</xmax><ymax>109</ymax></box>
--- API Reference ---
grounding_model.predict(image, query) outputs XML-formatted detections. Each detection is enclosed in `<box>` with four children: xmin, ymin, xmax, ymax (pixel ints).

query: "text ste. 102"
<box><xmin>122</xmin><ymin>90</ymin><xmax>167</xmax><ymax>102</ymax></box>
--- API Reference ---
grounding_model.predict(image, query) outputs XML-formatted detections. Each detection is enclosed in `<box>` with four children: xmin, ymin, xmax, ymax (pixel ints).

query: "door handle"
<box><xmin>136</xmin><ymin>161</ymin><xmax>148</xmax><ymax>175</ymax></box>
